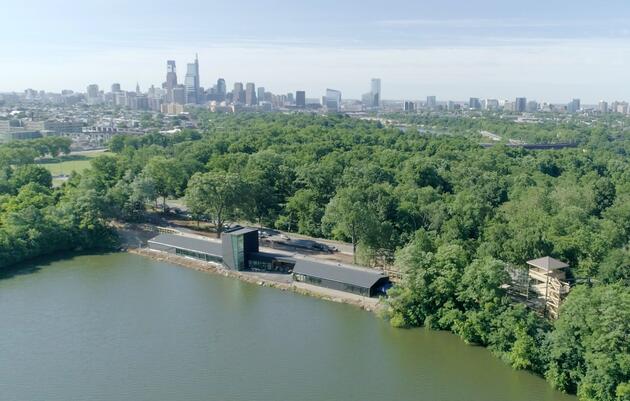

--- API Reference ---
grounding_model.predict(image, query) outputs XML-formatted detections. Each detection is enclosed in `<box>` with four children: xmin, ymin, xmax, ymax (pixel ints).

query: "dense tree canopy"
<box><xmin>2</xmin><ymin>113</ymin><xmax>628</xmax><ymax>401</ymax></box>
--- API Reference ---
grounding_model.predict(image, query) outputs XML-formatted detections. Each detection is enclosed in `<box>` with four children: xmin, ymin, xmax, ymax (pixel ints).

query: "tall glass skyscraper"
<box><xmin>371</xmin><ymin>78</ymin><xmax>381</xmax><ymax>107</ymax></box>
<box><xmin>184</xmin><ymin>54</ymin><xmax>200</xmax><ymax>104</ymax></box>
<box><xmin>325</xmin><ymin>89</ymin><xmax>342</xmax><ymax>112</ymax></box>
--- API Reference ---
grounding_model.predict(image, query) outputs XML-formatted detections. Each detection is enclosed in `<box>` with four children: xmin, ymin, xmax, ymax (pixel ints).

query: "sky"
<box><xmin>1</xmin><ymin>0</ymin><xmax>630</xmax><ymax>103</ymax></box>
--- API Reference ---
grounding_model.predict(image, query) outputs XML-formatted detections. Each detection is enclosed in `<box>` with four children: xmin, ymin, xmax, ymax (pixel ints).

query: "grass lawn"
<box><xmin>38</xmin><ymin>153</ymin><xmax>100</xmax><ymax>176</ymax></box>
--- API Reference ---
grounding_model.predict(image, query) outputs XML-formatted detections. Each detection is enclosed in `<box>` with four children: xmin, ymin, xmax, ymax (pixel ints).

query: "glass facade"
<box><xmin>232</xmin><ymin>235</ymin><xmax>245</xmax><ymax>270</ymax></box>
<box><xmin>175</xmin><ymin>248</ymin><xmax>222</xmax><ymax>263</ymax></box>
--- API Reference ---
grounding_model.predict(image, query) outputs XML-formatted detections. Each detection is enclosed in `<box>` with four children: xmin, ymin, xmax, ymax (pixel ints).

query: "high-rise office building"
<box><xmin>296</xmin><ymin>91</ymin><xmax>306</xmax><ymax>108</ymax></box>
<box><xmin>86</xmin><ymin>84</ymin><xmax>99</xmax><ymax>98</ymax></box>
<box><xmin>245</xmin><ymin>83</ymin><xmax>257</xmax><ymax>106</ymax></box>
<box><xmin>404</xmin><ymin>101</ymin><xmax>416</xmax><ymax>112</ymax></box>
<box><xmin>233</xmin><ymin>82</ymin><xmax>244</xmax><ymax>104</ymax></box>
<box><xmin>86</xmin><ymin>84</ymin><xmax>101</xmax><ymax>105</ymax></box>
<box><xmin>111</xmin><ymin>83</ymin><xmax>121</xmax><ymax>93</ymax></box>
<box><xmin>184</xmin><ymin>54</ymin><xmax>200</xmax><ymax>104</ymax></box>
<box><xmin>567</xmin><ymin>98</ymin><xmax>581</xmax><ymax>113</ymax></box>
<box><xmin>325</xmin><ymin>89</ymin><xmax>342</xmax><ymax>112</ymax></box>
<box><xmin>483</xmin><ymin>99</ymin><xmax>499</xmax><ymax>110</ymax></box>
<box><xmin>370</xmin><ymin>78</ymin><xmax>381</xmax><ymax>108</ymax></box>
<box><xmin>216</xmin><ymin>79</ymin><xmax>226</xmax><ymax>102</ymax></box>
<box><xmin>599</xmin><ymin>100</ymin><xmax>608</xmax><ymax>114</ymax></box>
<box><xmin>163</xmin><ymin>60</ymin><xmax>178</xmax><ymax>103</ymax></box>
<box><xmin>172</xmin><ymin>86</ymin><xmax>186</xmax><ymax>105</ymax></box>
<box><xmin>526</xmin><ymin>101</ymin><xmax>539</xmax><ymax>113</ymax></box>
<box><xmin>515</xmin><ymin>97</ymin><xmax>527</xmax><ymax>113</ymax></box>
<box><xmin>426</xmin><ymin>96</ymin><xmax>437</xmax><ymax>109</ymax></box>
<box><xmin>469</xmin><ymin>97</ymin><xmax>481</xmax><ymax>110</ymax></box>
<box><xmin>257</xmin><ymin>87</ymin><xmax>265</xmax><ymax>104</ymax></box>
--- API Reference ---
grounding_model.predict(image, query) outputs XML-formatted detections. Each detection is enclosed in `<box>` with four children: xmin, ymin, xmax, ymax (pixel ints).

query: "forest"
<box><xmin>0</xmin><ymin>113</ymin><xmax>628</xmax><ymax>401</ymax></box>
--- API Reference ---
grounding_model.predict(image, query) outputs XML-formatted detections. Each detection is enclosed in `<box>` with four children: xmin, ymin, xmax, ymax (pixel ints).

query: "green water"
<box><xmin>0</xmin><ymin>253</ymin><xmax>577</xmax><ymax>401</ymax></box>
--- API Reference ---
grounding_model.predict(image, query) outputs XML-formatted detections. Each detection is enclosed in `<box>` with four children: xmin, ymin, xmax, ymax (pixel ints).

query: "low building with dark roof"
<box><xmin>293</xmin><ymin>259</ymin><xmax>391</xmax><ymax>297</ymax></box>
<box><xmin>147</xmin><ymin>229</ymin><xmax>391</xmax><ymax>297</ymax></box>
<box><xmin>148</xmin><ymin>233</ymin><xmax>223</xmax><ymax>263</ymax></box>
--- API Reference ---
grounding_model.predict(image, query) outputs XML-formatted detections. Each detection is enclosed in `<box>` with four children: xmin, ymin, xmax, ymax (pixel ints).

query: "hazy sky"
<box><xmin>2</xmin><ymin>0</ymin><xmax>630</xmax><ymax>102</ymax></box>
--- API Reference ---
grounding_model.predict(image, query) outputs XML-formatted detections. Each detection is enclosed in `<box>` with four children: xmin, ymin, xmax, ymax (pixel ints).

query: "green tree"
<box><xmin>185</xmin><ymin>171</ymin><xmax>247</xmax><ymax>237</ymax></box>
<box><xmin>143</xmin><ymin>156</ymin><xmax>187</xmax><ymax>211</ymax></box>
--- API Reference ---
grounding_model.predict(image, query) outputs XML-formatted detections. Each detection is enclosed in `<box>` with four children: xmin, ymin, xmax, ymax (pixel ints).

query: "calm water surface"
<box><xmin>0</xmin><ymin>253</ymin><xmax>577</xmax><ymax>401</ymax></box>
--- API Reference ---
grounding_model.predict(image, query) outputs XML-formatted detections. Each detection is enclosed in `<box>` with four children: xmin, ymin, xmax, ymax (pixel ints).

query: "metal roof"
<box><xmin>148</xmin><ymin>234</ymin><xmax>223</xmax><ymax>256</ymax></box>
<box><xmin>526</xmin><ymin>256</ymin><xmax>569</xmax><ymax>271</ymax></box>
<box><xmin>225</xmin><ymin>227</ymin><xmax>258</xmax><ymax>236</ymax></box>
<box><xmin>249</xmin><ymin>252</ymin><xmax>295</xmax><ymax>263</ymax></box>
<box><xmin>293</xmin><ymin>259</ymin><xmax>388</xmax><ymax>289</ymax></box>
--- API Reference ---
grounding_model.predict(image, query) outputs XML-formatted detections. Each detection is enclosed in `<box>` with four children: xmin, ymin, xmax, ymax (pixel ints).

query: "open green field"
<box><xmin>38</xmin><ymin>152</ymin><xmax>103</xmax><ymax>176</ymax></box>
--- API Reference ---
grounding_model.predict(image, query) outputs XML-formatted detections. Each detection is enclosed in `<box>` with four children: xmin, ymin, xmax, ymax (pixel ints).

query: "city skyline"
<box><xmin>2</xmin><ymin>1</ymin><xmax>630</xmax><ymax>102</ymax></box>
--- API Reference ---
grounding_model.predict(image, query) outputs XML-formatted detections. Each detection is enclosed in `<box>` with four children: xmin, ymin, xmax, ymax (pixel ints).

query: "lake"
<box><xmin>0</xmin><ymin>253</ymin><xmax>577</xmax><ymax>401</ymax></box>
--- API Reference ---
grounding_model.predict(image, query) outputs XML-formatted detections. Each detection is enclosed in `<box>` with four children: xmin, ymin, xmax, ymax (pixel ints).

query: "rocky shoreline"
<box><xmin>128</xmin><ymin>247</ymin><xmax>383</xmax><ymax>313</ymax></box>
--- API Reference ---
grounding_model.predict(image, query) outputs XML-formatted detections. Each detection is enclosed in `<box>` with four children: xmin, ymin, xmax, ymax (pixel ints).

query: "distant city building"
<box><xmin>245</xmin><ymin>83</ymin><xmax>257</xmax><ymax>106</ymax></box>
<box><xmin>24</xmin><ymin>120</ymin><xmax>83</xmax><ymax>134</ymax></box>
<box><xmin>184</xmin><ymin>54</ymin><xmax>200</xmax><ymax>104</ymax></box>
<box><xmin>526</xmin><ymin>101</ymin><xmax>539</xmax><ymax>113</ymax></box>
<box><xmin>515</xmin><ymin>97</ymin><xmax>527</xmax><ymax>113</ymax></box>
<box><xmin>172</xmin><ymin>85</ymin><xmax>186</xmax><ymax>105</ymax></box>
<box><xmin>296</xmin><ymin>91</ymin><xmax>306</xmax><ymax>108</ymax></box>
<box><xmin>111</xmin><ymin>83</ymin><xmax>121</xmax><ymax>93</ymax></box>
<box><xmin>164</xmin><ymin>60</ymin><xmax>178</xmax><ymax>102</ymax></box>
<box><xmin>370</xmin><ymin>78</ymin><xmax>381</xmax><ymax>108</ymax></box>
<box><xmin>86</xmin><ymin>84</ymin><xmax>101</xmax><ymax>105</ymax></box>
<box><xmin>232</xmin><ymin>82</ymin><xmax>244</xmax><ymax>104</ymax></box>
<box><xmin>599</xmin><ymin>100</ymin><xmax>608</xmax><ymax>114</ymax></box>
<box><xmin>567</xmin><ymin>98</ymin><xmax>581</xmax><ymax>113</ymax></box>
<box><xmin>325</xmin><ymin>89</ymin><xmax>342</xmax><ymax>112</ymax></box>
<box><xmin>426</xmin><ymin>96</ymin><xmax>437</xmax><ymax>109</ymax></box>
<box><xmin>614</xmin><ymin>102</ymin><xmax>628</xmax><ymax>114</ymax></box>
<box><xmin>257</xmin><ymin>87</ymin><xmax>265</xmax><ymax>105</ymax></box>
<box><xmin>161</xmin><ymin>103</ymin><xmax>185</xmax><ymax>115</ymax></box>
<box><xmin>404</xmin><ymin>101</ymin><xmax>416</xmax><ymax>112</ymax></box>
<box><xmin>483</xmin><ymin>99</ymin><xmax>499</xmax><ymax>110</ymax></box>
<box><xmin>361</xmin><ymin>78</ymin><xmax>381</xmax><ymax>109</ymax></box>
<box><xmin>469</xmin><ymin>97</ymin><xmax>481</xmax><ymax>110</ymax></box>
<box><xmin>217</xmin><ymin>79</ymin><xmax>226</xmax><ymax>100</ymax></box>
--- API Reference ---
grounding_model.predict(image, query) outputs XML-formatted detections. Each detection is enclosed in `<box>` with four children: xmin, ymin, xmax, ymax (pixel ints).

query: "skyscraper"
<box><xmin>426</xmin><ymin>96</ymin><xmax>437</xmax><ymax>109</ymax></box>
<box><xmin>296</xmin><ymin>91</ymin><xmax>306</xmax><ymax>108</ymax></box>
<box><xmin>257</xmin><ymin>87</ymin><xmax>265</xmax><ymax>104</ymax></box>
<box><xmin>165</xmin><ymin>60</ymin><xmax>177</xmax><ymax>91</ymax></box>
<box><xmin>86</xmin><ymin>84</ymin><xmax>101</xmax><ymax>105</ymax></box>
<box><xmin>232</xmin><ymin>82</ymin><xmax>244</xmax><ymax>104</ymax></box>
<box><xmin>217</xmin><ymin>78</ymin><xmax>226</xmax><ymax>102</ymax></box>
<box><xmin>515</xmin><ymin>97</ymin><xmax>527</xmax><ymax>113</ymax></box>
<box><xmin>86</xmin><ymin>84</ymin><xmax>99</xmax><ymax>98</ymax></box>
<box><xmin>370</xmin><ymin>78</ymin><xmax>381</xmax><ymax>108</ymax></box>
<box><xmin>111</xmin><ymin>83</ymin><xmax>121</xmax><ymax>93</ymax></box>
<box><xmin>599</xmin><ymin>100</ymin><xmax>608</xmax><ymax>114</ymax></box>
<box><xmin>469</xmin><ymin>97</ymin><xmax>481</xmax><ymax>110</ymax></box>
<box><xmin>567</xmin><ymin>98</ymin><xmax>581</xmax><ymax>113</ymax></box>
<box><xmin>184</xmin><ymin>54</ymin><xmax>200</xmax><ymax>104</ymax></box>
<box><xmin>245</xmin><ymin>83</ymin><xmax>257</xmax><ymax>106</ymax></box>
<box><xmin>325</xmin><ymin>89</ymin><xmax>342</xmax><ymax>112</ymax></box>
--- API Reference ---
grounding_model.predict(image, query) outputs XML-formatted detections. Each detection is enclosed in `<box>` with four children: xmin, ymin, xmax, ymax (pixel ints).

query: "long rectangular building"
<box><xmin>146</xmin><ymin>229</ymin><xmax>391</xmax><ymax>298</ymax></box>
<box><xmin>293</xmin><ymin>259</ymin><xmax>390</xmax><ymax>297</ymax></box>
